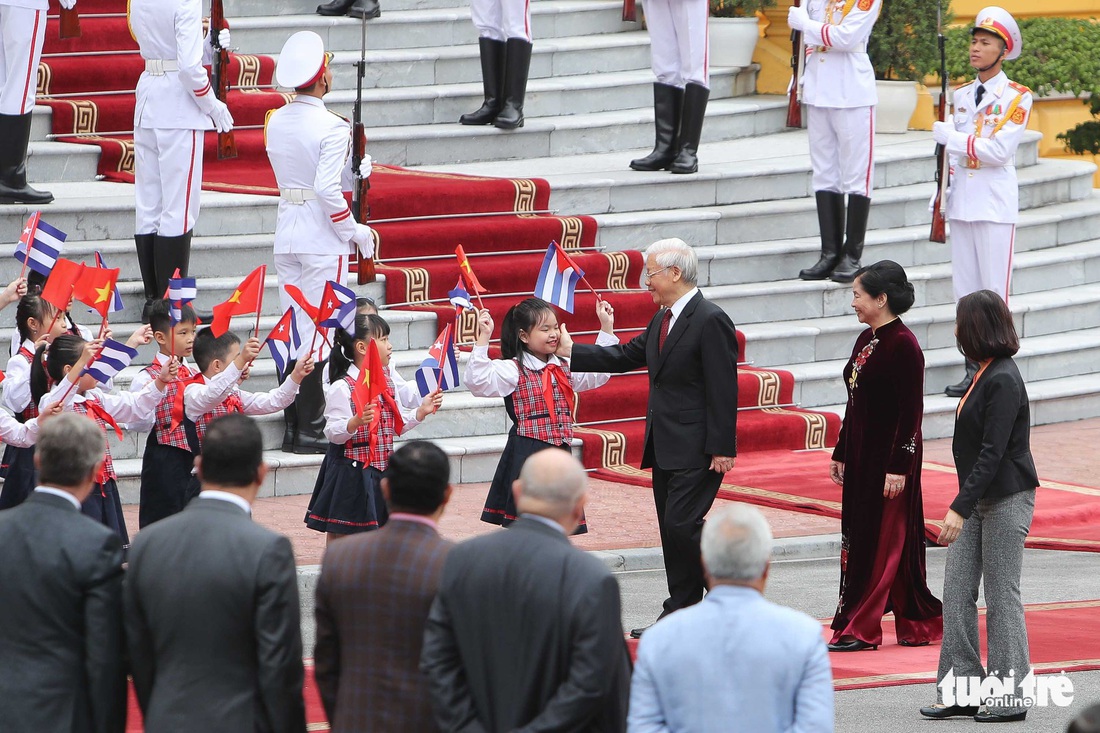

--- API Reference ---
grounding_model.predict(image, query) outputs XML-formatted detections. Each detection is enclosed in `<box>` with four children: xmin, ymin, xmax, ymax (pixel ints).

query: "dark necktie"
<box><xmin>975</xmin><ymin>84</ymin><xmax>985</xmax><ymax>108</ymax></box>
<box><xmin>658</xmin><ymin>309</ymin><xmax>672</xmax><ymax>353</ymax></box>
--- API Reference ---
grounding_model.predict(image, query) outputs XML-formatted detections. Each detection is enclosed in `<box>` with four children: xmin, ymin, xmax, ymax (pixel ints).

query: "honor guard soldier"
<box><xmin>458</xmin><ymin>0</ymin><xmax>533</xmax><ymax>130</ymax></box>
<box><xmin>130</xmin><ymin>0</ymin><xmax>234</xmax><ymax>319</ymax></box>
<box><xmin>266</xmin><ymin>31</ymin><xmax>374</xmax><ymax>454</ymax></box>
<box><xmin>628</xmin><ymin>0</ymin><xmax>710</xmax><ymax>174</ymax></box>
<box><xmin>933</xmin><ymin>6</ymin><xmax>1030</xmax><ymax>397</ymax></box>
<box><xmin>789</xmin><ymin>0</ymin><xmax>883</xmax><ymax>283</ymax></box>
<box><xmin>0</xmin><ymin>0</ymin><xmax>75</xmax><ymax>204</ymax></box>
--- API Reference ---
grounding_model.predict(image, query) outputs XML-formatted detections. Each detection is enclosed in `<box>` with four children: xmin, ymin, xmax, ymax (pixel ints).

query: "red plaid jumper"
<box><xmin>71</xmin><ymin>399</ymin><xmax>116</xmax><ymax>484</ymax></box>
<box><xmin>15</xmin><ymin>347</ymin><xmax>38</xmax><ymax>420</ymax></box>
<box><xmin>145</xmin><ymin>362</ymin><xmax>193</xmax><ymax>451</ymax></box>
<box><xmin>342</xmin><ymin>373</ymin><xmax>397</xmax><ymax>470</ymax></box>
<box><xmin>513</xmin><ymin>361</ymin><xmax>573</xmax><ymax>445</ymax></box>
<box><xmin>194</xmin><ymin>391</ymin><xmax>244</xmax><ymax>448</ymax></box>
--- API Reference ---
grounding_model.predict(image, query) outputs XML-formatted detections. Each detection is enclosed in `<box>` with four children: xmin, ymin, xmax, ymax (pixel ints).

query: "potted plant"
<box><xmin>867</xmin><ymin>0</ymin><xmax>946</xmax><ymax>132</ymax></box>
<box><xmin>709</xmin><ymin>0</ymin><xmax>776</xmax><ymax>68</ymax></box>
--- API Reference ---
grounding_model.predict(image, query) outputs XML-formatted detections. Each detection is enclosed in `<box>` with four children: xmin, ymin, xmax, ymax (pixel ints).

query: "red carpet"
<box><xmin>600</xmin><ymin>449</ymin><xmax>1100</xmax><ymax>552</ymax></box>
<box><xmin>624</xmin><ymin>600</ymin><xmax>1100</xmax><ymax>690</ymax></box>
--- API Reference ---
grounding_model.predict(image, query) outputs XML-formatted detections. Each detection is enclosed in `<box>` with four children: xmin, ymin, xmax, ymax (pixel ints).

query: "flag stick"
<box><xmin>17</xmin><ymin>257</ymin><xmax>28</xmax><ymax>284</ymax></box>
<box><xmin>254</xmin><ymin>265</ymin><xmax>266</xmax><ymax>336</ymax></box>
<box><xmin>42</xmin><ymin>285</ymin><xmax>75</xmax><ymax>336</ymax></box>
<box><xmin>553</xmin><ymin>241</ymin><xmax>602</xmax><ymax>301</ymax></box>
<box><xmin>57</xmin><ymin>356</ymin><xmax>95</xmax><ymax>404</ymax></box>
<box><xmin>97</xmin><ymin>314</ymin><xmax>108</xmax><ymax>340</ymax></box>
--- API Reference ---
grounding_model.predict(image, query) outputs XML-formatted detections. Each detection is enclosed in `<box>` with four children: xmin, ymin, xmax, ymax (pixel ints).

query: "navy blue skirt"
<box><xmin>305</xmin><ymin>443</ymin><xmax>388</xmax><ymax>535</ymax></box>
<box><xmin>83</xmin><ymin>478</ymin><xmax>129</xmax><ymax>549</ymax></box>
<box><xmin>482</xmin><ymin>432</ymin><xmax>587</xmax><ymax>535</ymax></box>
<box><xmin>0</xmin><ymin>445</ymin><xmax>36</xmax><ymax>510</ymax></box>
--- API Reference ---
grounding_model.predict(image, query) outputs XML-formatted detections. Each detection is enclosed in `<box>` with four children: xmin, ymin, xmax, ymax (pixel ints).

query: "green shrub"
<box><xmin>868</xmin><ymin>0</ymin><xmax>949</xmax><ymax>80</ymax></box>
<box><xmin>710</xmin><ymin>0</ymin><xmax>775</xmax><ymax>19</ymax></box>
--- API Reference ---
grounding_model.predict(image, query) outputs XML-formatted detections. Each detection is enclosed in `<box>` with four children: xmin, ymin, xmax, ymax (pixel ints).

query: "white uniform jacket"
<box><xmin>945</xmin><ymin>72</ymin><xmax>1032</xmax><ymax>225</ymax></box>
<box><xmin>130</xmin><ymin>0</ymin><xmax>216</xmax><ymax>131</ymax></box>
<box><xmin>266</xmin><ymin>96</ymin><xmax>359</xmax><ymax>256</ymax></box>
<box><xmin>800</xmin><ymin>0</ymin><xmax>882</xmax><ymax>109</ymax></box>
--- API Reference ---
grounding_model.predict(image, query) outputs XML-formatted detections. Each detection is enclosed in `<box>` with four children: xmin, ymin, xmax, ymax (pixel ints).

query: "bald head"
<box><xmin>513</xmin><ymin>449</ymin><xmax>588</xmax><ymax>530</ymax></box>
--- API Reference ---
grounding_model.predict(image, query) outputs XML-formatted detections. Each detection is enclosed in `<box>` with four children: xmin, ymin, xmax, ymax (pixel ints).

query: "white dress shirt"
<box><xmin>464</xmin><ymin>330</ymin><xmax>619</xmax><ymax>398</ymax></box>
<box><xmin>34</xmin><ymin>486</ymin><xmax>82</xmax><ymax>510</ymax></box>
<box><xmin>1</xmin><ymin>339</ymin><xmax>35</xmax><ymax>415</ymax></box>
<box><xmin>0</xmin><ymin>410</ymin><xmax>37</xmax><ymax>448</ymax></box>
<box><xmin>664</xmin><ymin>286</ymin><xmax>700</xmax><ymax>332</ymax></box>
<box><xmin>197</xmin><ymin>490</ymin><xmax>253</xmax><ymax>515</ymax></box>
<box><xmin>41</xmin><ymin>381</ymin><xmax>167</xmax><ymax>425</ymax></box>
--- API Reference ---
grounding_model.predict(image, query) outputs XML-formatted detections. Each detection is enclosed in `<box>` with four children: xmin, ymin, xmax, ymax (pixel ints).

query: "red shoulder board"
<box><xmin>1008</xmin><ymin>81</ymin><xmax>1031</xmax><ymax>95</ymax></box>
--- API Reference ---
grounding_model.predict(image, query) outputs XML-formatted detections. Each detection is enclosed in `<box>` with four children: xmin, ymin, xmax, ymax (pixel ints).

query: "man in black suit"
<box><xmin>124</xmin><ymin>414</ymin><xmax>306</xmax><ymax>733</ymax></box>
<box><xmin>0</xmin><ymin>412</ymin><xmax>127</xmax><ymax>733</ymax></box>
<box><xmin>421</xmin><ymin>448</ymin><xmax>631</xmax><ymax>732</ymax></box>
<box><xmin>560</xmin><ymin>237</ymin><xmax>739</xmax><ymax>635</ymax></box>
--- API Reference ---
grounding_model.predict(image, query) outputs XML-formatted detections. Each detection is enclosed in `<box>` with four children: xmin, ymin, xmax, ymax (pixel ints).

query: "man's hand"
<box><xmin>937</xmin><ymin>509</ymin><xmax>965</xmax><ymax>545</ymax></box>
<box><xmin>291</xmin><ymin>355</ymin><xmax>315</xmax><ymax>384</ymax></box>
<box><xmin>829</xmin><ymin>460</ymin><xmax>844</xmax><ymax>486</ymax></box>
<box><xmin>554</xmin><ymin>324</ymin><xmax>574</xmax><ymax>358</ymax></box>
<box><xmin>709</xmin><ymin>455</ymin><xmax>735</xmax><ymax>474</ymax></box>
<box><xmin>127</xmin><ymin>324</ymin><xmax>154</xmax><ymax>348</ymax></box>
<box><xmin>59</xmin><ymin>0</ymin><xmax>76</xmax><ymax>9</ymax></box>
<box><xmin>209</xmin><ymin>99</ymin><xmax>234</xmax><ymax>134</ymax></box>
<box><xmin>351</xmin><ymin>223</ymin><xmax>375</xmax><ymax>259</ymax></box>
<box><xmin>787</xmin><ymin>3</ymin><xmax>809</xmax><ymax>31</ymax></box>
<box><xmin>932</xmin><ymin>119</ymin><xmax>953</xmax><ymax>146</ymax></box>
<box><xmin>359</xmin><ymin>154</ymin><xmax>373</xmax><ymax>179</ymax></box>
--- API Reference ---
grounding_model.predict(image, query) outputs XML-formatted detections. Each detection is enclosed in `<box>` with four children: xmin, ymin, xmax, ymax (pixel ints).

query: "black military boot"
<box><xmin>493</xmin><ymin>38</ymin><xmax>533</xmax><ymax>130</ymax></box>
<box><xmin>347</xmin><ymin>0</ymin><xmax>380</xmax><ymax>20</ymax></box>
<box><xmin>294</xmin><ymin>363</ymin><xmax>329</xmax><ymax>454</ymax></box>
<box><xmin>135</xmin><ymin>233</ymin><xmax>158</xmax><ymax>322</ymax></box>
<box><xmin>945</xmin><ymin>359</ymin><xmax>980</xmax><ymax>397</ymax></box>
<box><xmin>316</xmin><ymin>0</ymin><xmax>355</xmax><ymax>15</ymax></box>
<box><xmin>831</xmin><ymin>193</ymin><xmax>871</xmax><ymax>283</ymax></box>
<box><xmin>460</xmin><ymin>38</ymin><xmax>506</xmax><ymax>125</ymax></box>
<box><xmin>669</xmin><ymin>83</ymin><xmax>709</xmax><ymax>174</ymax></box>
<box><xmin>630</xmin><ymin>83</ymin><xmax>684</xmax><ymax>171</ymax></box>
<box><xmin>0</xmin><ymin>113</ymin><xmax>53</xmax><ymax>205</ymax></box>
<box><xmin>799</xmin><ymin>191</ymin><xmax>845</xmax><ymax>280</ymax></box>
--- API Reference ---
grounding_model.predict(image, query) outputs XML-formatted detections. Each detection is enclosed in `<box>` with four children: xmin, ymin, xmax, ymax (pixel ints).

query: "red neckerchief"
<box><xmin>540</xmin><ymin>362</ymin><xmax>575</xmax><ymax>415</ymax></box>
<box><xmin>83</xmin><ymin>398</ymin><xmax>122</xmax><ymax>440</ymax></box>
<box><xmin>169</xmin><ymin>366</ymin><xmax>202</xmax><ymax>432</ymax></box>
<box><xmin>369</xmin><ymin>383</ymin><xmax>405</xmax><ymax>448</ymax></box>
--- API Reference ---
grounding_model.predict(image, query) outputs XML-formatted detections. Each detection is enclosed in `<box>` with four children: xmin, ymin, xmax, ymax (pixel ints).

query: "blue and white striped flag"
<box><xmin>415</xmin><ymin>323</ymin><xmax>460</xmax><ymax>397</ymax></box>
<box><xmin>13</xmin><ymin>212</ymin><xmax>66</xmax><ymax>277</ymax></box>
<box><xmin>533</xmin><ymin>241</ymin><xmax>584</xmax><ymax>313</ymax></box>
<box><xmin>85</xmin><ymin>339</ymin><xmax>138</xmax><ymax>385</ymax></box>
<box><xmin>168</xmin><ymin>276</ymin><xmax>197</xmax><ymax>325</ymax></box>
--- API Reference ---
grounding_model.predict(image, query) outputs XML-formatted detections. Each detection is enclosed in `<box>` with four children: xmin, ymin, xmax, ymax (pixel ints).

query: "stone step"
<box><xmin>229</xmin><ymin>1</ymin><xmax>639</xmax><ymax>55</ymax></box>
<box><xmin>592</xmin><ymin>156</ymin><xmax>1099</xmax><ymax>252</ymax></box>
<box><xmin>325</xmin><ymin>65</ymin><xmax>754</xmax><ymax>128</ymax></box>
<box><xmin>230</xmin><ymin>0</ymin><xmax>475</xmax><ymax>15</ymax></box>
<box><xmin>24</xmin><ymin>141</ymin><xmax>101</xmax><ymax>186</ymax></box>
<box><xmin>424</xmin><ymin>130</ymin><xmax>1042</xmax><ymax>216</ymax></box>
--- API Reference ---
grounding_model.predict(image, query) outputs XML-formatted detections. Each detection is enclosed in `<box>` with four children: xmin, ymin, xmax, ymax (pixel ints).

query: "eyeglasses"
<box><xmin>643</xmin><ymin>266</ymin><xmax>672</xmax><ymax>282</ymax></box>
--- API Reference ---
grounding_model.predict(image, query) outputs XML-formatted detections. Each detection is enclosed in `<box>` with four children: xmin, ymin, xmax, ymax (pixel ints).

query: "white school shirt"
<box><xmin>464</xmin><ymin>330</ymin><xmax>620</xmax><ymax>398</ymax></box>
<box><xmin>127</xmin><ymin>352</ymin><xmax>197</xmax><ymax>432</ymax></box>
<box><xmin>323</xmin><ymin>364</ymin><xmax>422</xmax><ymax>445</ymax></box>
<box><xmin>0</xmin><ymin>410</ymin><xmax>38</xmax><ymax>448</ymax></box>
<box><xmin>1</xmin><ymin>339</ymin><xmax>36</xmax><ymax>415</ymax></box>
<box><xmin>41</xmin><ymin>380</ymin><xmax>167</xmax><ymax>426</ymax></box>
<box><xmin>184</xmin><ymin>363</ymin><xmax>299</xmax><ymax>421</ymax></box>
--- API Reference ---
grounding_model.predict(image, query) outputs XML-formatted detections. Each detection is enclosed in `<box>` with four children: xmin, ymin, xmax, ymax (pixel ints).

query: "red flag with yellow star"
<box><xmin>72</xmin><ymin>265</ymin><xmax>120</xmax><ymax>318</ymax></box>
<box><xmin>454</xmin><ymin>244</ymin><xmax>487</xmax><ymax>294</ymax></box>
<box><xmin>210</xmin><ymin>266</ymin><xmax>266</xmax><ymax>337</ymax></box>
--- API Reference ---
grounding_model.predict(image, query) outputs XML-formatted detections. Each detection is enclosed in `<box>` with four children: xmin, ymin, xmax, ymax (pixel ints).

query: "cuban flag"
<box><xmin>534</xmin><ymin>241</ymin><xmax>585</xmax><ymax>313</ymax></box>
<box><xmin>168</xmin><ymin>276</ymin><xmax>197</xmax><ymax>325</ymax></box>
<box><xmin>13</xmin><ymin>212</ymin><xmax>66</xmax><ymax>277</ymax></box>
<box><xmin>265</xmin><ymin>307</ymin><xmax>301</xmax><ymax>379</ymax></box>
<box><xmin>415</xmin><ymin>323</ymin><xmax>460</xmax><ymax>398</ymax></box>
<box><xmin>89</xmin><ymin>252</ymin><xmax>124</xmax><ymax>313</ymax></box>
<box><xmin>317</xmin><ymin>281</ymin><xmax>357</xmax><ymax>334</ymax></box>
<box><xmin>448</xmin><ymin>279</ymin><xmax>475</xmax><ymax>311</ymax></box>
<box><xmin>85</xmin><ymin>339</ymin><xmax>138</xmax><ymax>385</ymax></box>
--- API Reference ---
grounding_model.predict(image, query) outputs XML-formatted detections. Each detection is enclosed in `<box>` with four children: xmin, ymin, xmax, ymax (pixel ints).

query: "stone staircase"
<box><xmin>3</xmin><ymin>0</ymin><xmax>1098</xmax><ymax>504</ymax></box>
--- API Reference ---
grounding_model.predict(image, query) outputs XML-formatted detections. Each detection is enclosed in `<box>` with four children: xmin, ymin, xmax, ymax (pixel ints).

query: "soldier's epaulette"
<box><xmin>954</xmin><ymin>80</ymin><xmax>975</xmax><ymax>91</ymax></box>
<box><xmin>1008</xmin><ymin>81</ymin><xmax>1031</xmax><ymax>95</ymax></box>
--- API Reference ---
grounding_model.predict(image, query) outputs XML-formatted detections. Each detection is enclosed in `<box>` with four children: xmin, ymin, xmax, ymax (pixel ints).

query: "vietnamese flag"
<box><xmin>282</xmin><ymin>283</ymin><xmax>319</xmax><ymax>323</ymax></box>
<box><xmin>40</xmin><ymin>258</ymin><xmax>86</xmax><ymax>312</ymax></box>
<box><xmin>350</xmin><ymin>338</ymin><xmax>383</xmax><ymax>418</ymax></box>
<box><xmin>73</xmin><ymin>266</ymin><xmax>120</xmax><ymax>319</ymax></box>
<box><xmin>210</xmin><ymin>266</ymin><xmax>266</xmax><ymax>336</ymax></box>
<box><xmin>454</xmin><ymin>245</ymin><xmax>487</xmax><ymax>294</ymax></box>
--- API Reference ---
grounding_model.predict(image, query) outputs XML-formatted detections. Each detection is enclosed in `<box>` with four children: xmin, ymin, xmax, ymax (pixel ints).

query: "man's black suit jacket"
<box><xmin>570</xmin><ymin>290</ymin><xmax>739</xmax><ymax>470</ymax></box>
<box><xmin>124</xmin><ymin>496</ymin><xmax>306</xmax><ymax>733</ymax></box>
<box><xmin>0</xmin><ymin>491</ymin><xmax>127</xmax><ymax>733</ymax></box>
<box><xmin>421</xmin><ymin>517</ymin><xmax>632</xmax><ymax>733</ymax></box>
<box><xmin>951</xmin><ymin>357</ymin><xmax>1039</xmax><ymax>518</ymax></box>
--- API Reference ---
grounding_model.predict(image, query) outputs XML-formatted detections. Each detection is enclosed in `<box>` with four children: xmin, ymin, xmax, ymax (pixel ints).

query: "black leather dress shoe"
<box><xmin>827</xmin><ymin>639</ymin><xmax>877</xmax><ymax>652</ymax></box>
<box><xmin>920</xmin><ymin>704</ymin><xmax>980</xmax><ymax>719</ymax></box>
<box><xmin>629</xmin><ymin>626</ymin><xmax>650</xmax><ymax>639</ymax></box>
<box><xmin>316</xmin><ymin>0</ymin><xmax>354</xmax><ymax>15</ymax></box>
<box><xmin>898</xmin><ymin>639</ymin><xmax>930</xmax><ymax>647</ymax></box>
<box><xmin>974</xmin><ymin>710</ymin><xmax>1027</xmax><ymax>723</ymax></box>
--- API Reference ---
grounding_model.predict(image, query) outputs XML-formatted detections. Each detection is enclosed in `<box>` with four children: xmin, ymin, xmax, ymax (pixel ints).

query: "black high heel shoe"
<box><xmin>827</xmin><ymin>638</ymin><xmax>878</xmax><ymax>652</ymax></box>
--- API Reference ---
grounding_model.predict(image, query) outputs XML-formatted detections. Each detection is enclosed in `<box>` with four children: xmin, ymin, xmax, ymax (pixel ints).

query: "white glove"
<box><xmin>359</xmin><ymin>154</ymin><xmax>373</xmax><ymax>179</ymax></box>
<box><xmin>208</xmin><ymin>99</ymin><xmax>234</xmax><ymax>134</ymax></box>
<box><xmin>205</xmin><ymin>27</ymin><xmax>231</xmax><ymax>50</ymax></box>
<box><xmin>932</xmin><ymin>119</ymin><xmax>953</xmax><ymax>146</ymax></box>
<box><xmin>59</xmin><ymin>0</ymin><xmax>76</xmax><ymax>8</ymax></box>
<box><xmin>351</xmin><ymin>223</ymin><xmax>375</xmax><ymax>259</ymax></box>
<box><xmin>787</xmin><ymin>4</ymin><xmax>809</xmax><ymax>32</ymax></box>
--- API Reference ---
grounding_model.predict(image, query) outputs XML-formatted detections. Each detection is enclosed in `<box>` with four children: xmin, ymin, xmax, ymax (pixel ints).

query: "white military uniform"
<box><xmin>645</xmin><ymin>0</ymin><xmax>708</xmax><ymax>89</ymax></box>
<box><xmin>0</xmin><ymin>0</ymin><xmax>58</xmax><ymax>115</ymax></box>
<box><xmin>944</xmin><ymin>73</ymin><xmax>1031</xmax><ymax>301</ymax></box>
<box><xmin>472</xmin><ymin>0</ymin><xmax>531</xmax><ymax>42</ymax></box>
<box><xmin>797</xmin><ymin>0</ymin><xmax>882</xmax><ymax>196</ymax></box>
<box><xmin>129</xmin><ymin>0</ymin><xmax>222</xmax><ymax>237</ymax></box>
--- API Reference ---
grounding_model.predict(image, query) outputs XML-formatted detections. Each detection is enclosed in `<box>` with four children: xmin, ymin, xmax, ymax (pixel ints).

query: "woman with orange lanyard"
<box><xmin>920</xmin><ymin>289</ymin><xmax>1038</xmax><ymax>723</ymax></box>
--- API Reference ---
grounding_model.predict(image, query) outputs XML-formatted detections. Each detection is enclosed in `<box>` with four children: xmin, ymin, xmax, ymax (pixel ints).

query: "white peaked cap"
<box><xmin>972</xmin><ymin>6</ymin><xmax>1022</xmax><ymax>61</ymax></box>
<box><xmin>275</xmin><ymin>31</ymin><xmax>327</xmax><ymax>89</ymax></box>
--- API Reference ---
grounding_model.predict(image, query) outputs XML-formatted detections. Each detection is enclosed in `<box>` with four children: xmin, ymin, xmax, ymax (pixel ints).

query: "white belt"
<box><xmin>280</xmin><ymin>188</ymin><xmax>317</xmax><ymax>204</ymax></box>
<box><xmin>144</xmin><ymin>59</ymin><xmax>179</xmax><ymax>76</ymax></box>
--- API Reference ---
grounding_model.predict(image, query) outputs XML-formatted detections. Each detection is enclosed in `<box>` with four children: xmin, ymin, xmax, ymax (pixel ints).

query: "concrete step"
<box><xmin>593</xmin><ymin>156</ymin><xmax>1098</xmax><ymax>251</ymax></box>
<box><xmin>229</xmin><ymin>1</ymin><xmax>639</xmax><ymax>55</ymax></box>
<box><xmin>24</xmin><ymin>141</ymin><xmax>101</xmax><ymax>186</ymax></box>
<box><xmin>230</xmin><ymin>0</ymin><xmax>477</xmax><ymax>15</ymax></box>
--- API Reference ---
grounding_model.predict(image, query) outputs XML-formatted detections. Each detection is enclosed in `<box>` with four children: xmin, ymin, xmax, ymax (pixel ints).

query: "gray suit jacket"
<box><xmin>124</xmin><ymin>495</ymin><xmax>306</xmax><ymax>733</ymax></box>
<box><xmin>0</xmin><ymin>491</ymin><xmax>127</xmax><ymax>733</ymax></box>
<box><xmin>422</xmin><ymin>517</ymin><xmax>632</xmax><ymax>733</ymax></box>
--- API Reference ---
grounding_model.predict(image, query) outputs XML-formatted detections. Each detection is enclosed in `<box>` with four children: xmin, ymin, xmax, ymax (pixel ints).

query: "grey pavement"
<box><xmin>617</xmin><ymin>548</ymin><xmax>1100</xmax><ymax>732</ymax></box>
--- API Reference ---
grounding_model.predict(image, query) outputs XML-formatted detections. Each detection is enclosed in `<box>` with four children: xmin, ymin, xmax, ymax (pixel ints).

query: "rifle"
<box><xmin>209</xmin><ymin>0</ymin><xmax>238</xmax><ymax>160</ymax></box>
<box><xmin>59</xmin><ymin>7</ymin><xmax>80</xmax><ymax>39</ymax></box>
<box><xmin>353</xmin><ymin>12</ymin><xmax>376</xmax><ymax>284</ymax></box>
<box><xmin>622</xmin><ymin>0</ymin><xmax>636</xmax><ymax>22</ymax></box>
<box><xmin>929</xmin><ymin>0</ymin><xmax>949</xmax><ymax>243</ymax></box>
<box><xmin>786</xmin><ymin>0</ymin><xmax>804</xmax><ymax>128</ymax></box>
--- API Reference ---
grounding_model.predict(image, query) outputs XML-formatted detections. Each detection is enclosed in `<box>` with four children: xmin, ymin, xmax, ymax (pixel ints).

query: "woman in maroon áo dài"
<box><xmin>828</xmin><ymin>260</ymin><xmax>943</xmax><ymax>652</ymax></box>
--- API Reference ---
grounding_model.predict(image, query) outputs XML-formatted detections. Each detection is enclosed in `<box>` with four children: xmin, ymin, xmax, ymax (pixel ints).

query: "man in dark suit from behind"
<box><xmin>0</xmin><ymin>412</ymin><xmax>127</xmax><ymax>733</ymax></box>
<box><xmin>314</xmin><ymin>439</ymin><xmax>454</xmax><ymax>731</ymax></box>
<box><xmin>560</xmin><ymin>237</ymin><xmax>739</xmax><ymax>636</ymax></box>
<box><xmin>124</xmin><ymin>414</ymin><xmax>306</xmax><ymax>733</ymax></box>
<box><xmin>421</xmin><ymin>448</ymin><xmax>632</xmax><ymax>733</ymax></box>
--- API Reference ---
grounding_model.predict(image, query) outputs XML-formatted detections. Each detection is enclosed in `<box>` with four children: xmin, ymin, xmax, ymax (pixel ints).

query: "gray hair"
<box><xmin>37</xmin><ymin>412</ymin><xmax>106</xmax><ymax>488</ymax></box>
<box><xmin>518</xmin><ymin>448</ymin><xmax>587</xmax><ymax>514</ymax></box>
<box><xmin>701</xmin><ymin>503</ymin><xmax>774</xmax><ymax>581</ymax></box>
<box><xmin>645</xmin><ymin>238</ymin><xmax>698</xmax><ymax>285</ymax></box>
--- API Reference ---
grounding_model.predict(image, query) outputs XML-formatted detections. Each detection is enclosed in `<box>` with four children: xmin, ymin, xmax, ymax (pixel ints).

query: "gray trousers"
<box><xmin>937</xmin><ymin>489</ymin><xmax>1035</xmax><ymax>713</ymax></box>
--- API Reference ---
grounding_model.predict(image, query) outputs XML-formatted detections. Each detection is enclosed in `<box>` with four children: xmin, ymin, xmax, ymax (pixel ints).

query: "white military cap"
<box><xmin>972</xmin><ymin>7</ymin><xmax>1022</xmax><ymax>61</ymax></box>
<box><xmin>275</xmin><ymin>31</ymin><xmax>327</xmax><ymax>89</ymax></box>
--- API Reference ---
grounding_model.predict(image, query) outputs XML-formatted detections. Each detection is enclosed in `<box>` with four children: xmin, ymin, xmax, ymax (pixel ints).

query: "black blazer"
<box><xmin>421</xmin><ymin>517</ymin><xmax>632</xmax><ymax>733</ymax></box>
<box><xmin>570</xmin><ymin>291</ymin><xmax>739</xmax><ymax>470</ymax></box>
<box><xmin>124</xmin><ymin>496</ymin><xmax>306</xmax><ymax>733</ymax></box>
<box><xmin>951</xmin><ymin>357</ymin><xmax>1039</xmax><ymax>518</ymax></box>
<box><xmin>0</xmin><ymin>491</ymin><xmax>127</xmax><ymax>733</ymax></box>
